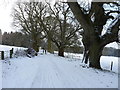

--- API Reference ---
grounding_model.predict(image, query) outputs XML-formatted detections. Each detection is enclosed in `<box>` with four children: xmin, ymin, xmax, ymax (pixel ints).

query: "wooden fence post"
<box><xmin>1</xmin><ymin>51</ymin><xmax>4</xmax><ymax>60</ymax></box>
<box><xmin>10</xmin><ymin>48</ymin><xmax>14</xmax><ymax>58</ymax></box>
<box><xmin>111</xmin><ymin>61</ymin><xmax>113</xmax><ymax>71</ymax></box>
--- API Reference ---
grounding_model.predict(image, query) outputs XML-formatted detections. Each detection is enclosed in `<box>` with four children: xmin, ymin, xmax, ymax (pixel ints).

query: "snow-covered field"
<box><xmin>0</xmin><ymin>45</ymin><xmax>26</xmax><ymax>60</ymax></box>
<box><xmin>0</xmin><ymin>45</ymin><xmax>119</xmax><ymax>88</ymax></box>
<box><xmin>0</xmin><ymin>45</ymin><xmax>25</xmax><ymax>51</ymax></box>
<box><xmin>63</xmin><ymin>52</ymin><xmax>118</xmax><ymax>73</ymax></box>
<box><xmin>105</xmin><ymin>42</ymin><xmax>119</xmax><ymax>49</ymax></box>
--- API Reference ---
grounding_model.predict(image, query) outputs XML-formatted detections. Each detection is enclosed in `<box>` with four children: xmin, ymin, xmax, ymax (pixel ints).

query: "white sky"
<box><xmin>0</xmin><ymin>0</ymin><xmax>118</xmax><ymax>34</ymax></box>
<box><xmin>0</xmin><ymin>0</ymin><xmax>104</xmax><ymax>34</ymax></box>
<box><xmin>0</xmin><ymin>1</ymin><xmax>15</xmax><ymax>34</ymax></box>
<box><xmin>0</xmin><ymin>0</ymin><xmax>55</xmax><ymax>34</ymax></box>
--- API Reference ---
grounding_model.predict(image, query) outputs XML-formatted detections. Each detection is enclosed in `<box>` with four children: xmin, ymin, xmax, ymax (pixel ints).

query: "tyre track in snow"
<box><xmin>30</xmin><ymin>54</ymin><xmax>92</xmax><ymax>88</ymax></box>
<box><xmin>31</xmin><ymin>55</ymin><xmax>66</xmax><ymax>88</ymax></box>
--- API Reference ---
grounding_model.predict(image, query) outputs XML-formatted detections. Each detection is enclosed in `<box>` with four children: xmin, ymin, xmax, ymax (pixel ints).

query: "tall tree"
<box><xmin>40</xmin><ymin>2</ymin><xmax>82</xmax><ymax>57</ymax></box>
<box><xmin>68</xmin><ymin>0</ymin><xmax>120</xmax><ymax>69</ymax></box>
<box><xmin>12</xmin><ymin>2</ymin><xmax>46</xmax><ymax>52</ymax></box>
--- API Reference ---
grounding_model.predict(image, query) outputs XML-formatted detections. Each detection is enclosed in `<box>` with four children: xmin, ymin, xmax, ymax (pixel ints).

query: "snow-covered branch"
<box><xmin>101</xmin><ymin>14</ymin><xmax>120</xmax><ymax>46</ymax></box>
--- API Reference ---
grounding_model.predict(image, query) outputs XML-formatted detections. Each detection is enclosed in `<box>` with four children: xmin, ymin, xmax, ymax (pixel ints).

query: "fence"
<box><xmin>0</xmin><ymin>48</ymin><xmax>14</xmax><ymax>60</ymax></box>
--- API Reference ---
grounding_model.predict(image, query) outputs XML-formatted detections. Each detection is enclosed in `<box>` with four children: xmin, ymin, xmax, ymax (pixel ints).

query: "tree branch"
<box><xmin>101</xmin><ymin>14</ymin><xmax>120</xmax><ymax>47</ymax></box>
<box><xmin>67</xmin><ymin>2</ymin><xmax>94</xmax><ymax>38</ymax></box>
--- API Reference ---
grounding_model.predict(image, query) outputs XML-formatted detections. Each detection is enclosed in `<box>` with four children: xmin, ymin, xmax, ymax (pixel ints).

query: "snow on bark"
<box><xmin>107</xmin><ymin>14</ymin><xmax>120</xmax><ymax>33</ymax></box>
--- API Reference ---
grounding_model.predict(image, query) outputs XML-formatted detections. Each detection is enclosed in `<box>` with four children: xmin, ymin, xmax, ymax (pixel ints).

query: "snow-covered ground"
<box><xmin>0</xmin><ymin>45</ymin><xmax>119</xmax><ymax>88</ymax></box>
<box><xmin>63</xmin><ymin>52</ymin><xmax>118</xmax><ymax>73</ymax></box>
<box><xmin>105</xmin><ymin>42</ymin><xmax>119</xmax><ymax>49</ymax></box>
<box><xmin>0</xmin><ymin>45</ymin><xmax>25</xmax><ymax>51</ymax></box>
<box><xmin>0</xmin><ymin>45</ymin><xmax>26</xmax><ymax>60</ymax></box>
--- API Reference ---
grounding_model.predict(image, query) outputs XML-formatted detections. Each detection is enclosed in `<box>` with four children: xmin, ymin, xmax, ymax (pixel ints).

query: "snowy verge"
<box><xmin>2</xmin><ymin>53</ymin><xmax>118</xmax><ymax>88</ymax></box>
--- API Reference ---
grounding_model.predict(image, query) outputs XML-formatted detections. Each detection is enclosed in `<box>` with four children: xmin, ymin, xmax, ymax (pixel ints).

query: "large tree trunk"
<box><xmin>88</xmin><ymin>44</ymin><xmax>103</xmax><ymax>69</ymax></box>
<box><xmin>32</xmin><ymin>33</ymin><xmax>39</xmax><ymax>52</ymax></box>
<box><xmin>82</xmin><ymin>28</ymin><xmax>103</xmax><ymax>69</ymax></box>
<box><xmin>58</xmin><ymin>47</ymin><xmax>64</xmax><ymax>57</ymax></box>
<box><xmin>47</xmin><ymin>35</ymin><xmax>54</xmax><ymax>53</ymax></box>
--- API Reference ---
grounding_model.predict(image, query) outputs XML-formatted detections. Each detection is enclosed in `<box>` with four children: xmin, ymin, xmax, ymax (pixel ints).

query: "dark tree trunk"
<box><xmin>89</xmin><ymin>44</ymin><xmax>103</xmax><ymax>69</ymax></box>
<box><xmin>32</xmin><ymin>41</ymin><xmax>39</xmax><ymax>52</ymax></box>
<box><xmin>32</xmin><ymin>35</ymin><xmax>39</xmax><ymax>52</ymax></box>
<box><xmin>58</xmin><ymin>47</ymin><xmax>64</xmax><ymax>57</ymax></box>
<box><xmin>82</xmin><ymin>50</ymin><xmax>89</xmax><ymax>64</ymax></box>
<box><xmin>47</xmin><ymin>35</ymin><xmax>54</xmax><ymax>53</ymax></box>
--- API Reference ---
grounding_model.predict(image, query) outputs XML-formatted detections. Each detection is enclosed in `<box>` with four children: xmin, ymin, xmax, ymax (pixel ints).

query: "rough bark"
<box><xmin>58</xmin><ymin>47</ymin><xmax>65</xmax><ymax>57</ymax></box>
<box><xmin>47</xmin><ymin>37</ymin><xmax>54</xmax><ymax>53</ymax></box>
<box><xmin>32</xmin><ymin>33</ymin><xmax>39</xmax><ymax>52</ymax></box>
<box><xmin>89</xmin><ymin>43</ymin><xmax>103</xmax><ymax>69</ymax></box>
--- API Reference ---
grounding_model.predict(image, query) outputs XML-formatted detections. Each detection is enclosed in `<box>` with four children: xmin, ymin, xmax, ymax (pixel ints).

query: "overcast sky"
<box><xmin>0</xmin><ymin>1</ymin><xmax>15</xmax><ymax>33</ymax></box>
<box><xmin>0</xmin><ymin>0</ymin><xmax>118</xmax><ymax>34</ymax></box>
<box><xmin>0</xmin><ymin>0</ymin><xmax>56</xmax><ymax>34</ymax></box>
<box><xmin>0</xmin><ymin>0</ymin><xmax>92</xmax><ymax>34</ymax></box>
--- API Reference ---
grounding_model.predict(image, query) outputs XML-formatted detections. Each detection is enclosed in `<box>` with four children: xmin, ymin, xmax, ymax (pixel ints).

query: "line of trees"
<box><xmin>12</xmin><ymin>0</ymin><xmax>120</xmax><ymax>69</ymax></box>
<box><xmin>2</xmin><ymin>32</ymin><xmax>32</xmax><ymax>47</ymax></box>
<box><xmin>12</xmin><ymin>1</ymin><xmax>82</xmax><ymax>56</ymax></box>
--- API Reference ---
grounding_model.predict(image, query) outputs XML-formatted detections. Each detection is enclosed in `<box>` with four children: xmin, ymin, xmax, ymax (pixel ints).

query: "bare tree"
<box><xmin>68</xmin><ymin>0</ymin><xmax>120</xmax><ymax>69</ymax></box>
<box><xmin>12</xmin><ymin>2</ymin><xmax>46</xmax><ymax>52</ymax></box>
<box><xmin>39</xmin><ymin>2</ymin><xmax>82</xmax><ymax>57</ymax></box>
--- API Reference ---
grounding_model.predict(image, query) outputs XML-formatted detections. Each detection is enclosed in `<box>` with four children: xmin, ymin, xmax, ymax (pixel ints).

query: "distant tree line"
<box><xmin>2</xmin><ymin>31</ymin><xmax>82</xmax><ymax>54</ymax></box>
<box><xmin>2</xmin><ymin>32</ymin><xmax>32</xmax><ymax>47</ymax></box>
<box><xmin>103</xmin><ymin>47</ymin><xmax>120</xmax><ymax>57</ymax></box>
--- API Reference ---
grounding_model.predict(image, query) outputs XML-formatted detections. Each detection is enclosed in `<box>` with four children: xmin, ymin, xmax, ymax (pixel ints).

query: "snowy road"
<box><xmin>2</xmin><ymin>54</ymin><xmax>118</xmax><ymax>88</ymax></box>
<box><xmin>31</xmin><ymin>55</ymin><xmax>84</xmax><ymax>88</ymax></box>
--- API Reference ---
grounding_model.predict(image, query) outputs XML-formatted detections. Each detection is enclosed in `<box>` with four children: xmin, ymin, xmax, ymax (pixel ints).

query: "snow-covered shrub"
<box><xmin>14</xmin><ymin>49</ymin><xmax>27</xmax><ymax>58</ymax></box>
